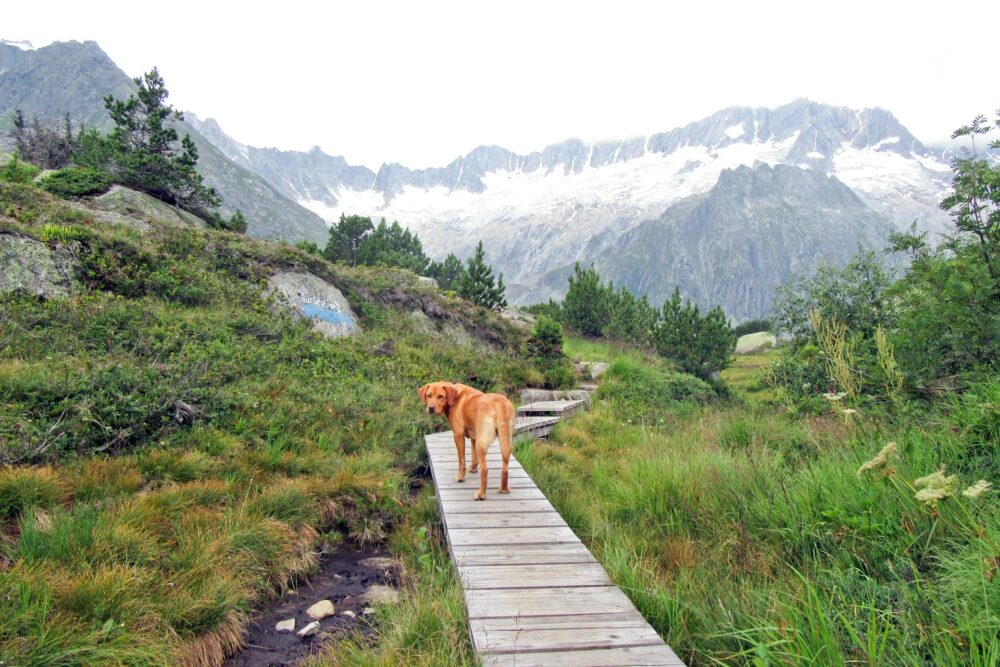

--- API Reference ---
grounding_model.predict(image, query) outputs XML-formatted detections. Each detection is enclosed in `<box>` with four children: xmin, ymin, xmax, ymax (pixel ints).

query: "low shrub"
<box><xmin>39</xmin><ymin>167</ymin><xmax>113</xmax><ymax>198</ymax></box>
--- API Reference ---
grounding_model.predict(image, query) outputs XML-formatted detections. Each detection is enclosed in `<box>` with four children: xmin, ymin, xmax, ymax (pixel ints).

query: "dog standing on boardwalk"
<box><xmin>418</xmin><ymin>382</ymin><xmax>516</xmax><ymax>500</ymax></box>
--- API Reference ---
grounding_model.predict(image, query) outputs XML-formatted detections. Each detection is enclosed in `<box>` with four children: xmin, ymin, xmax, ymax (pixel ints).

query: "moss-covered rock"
<box><xmin>94</xmin><ymin>185</ymin><xmax>206</xmax><ymax>228</ymax></box>
<box><xmin>0</xmin><ymin>233</ymin><xmax>77</xmax><ymax>298</ymax></box>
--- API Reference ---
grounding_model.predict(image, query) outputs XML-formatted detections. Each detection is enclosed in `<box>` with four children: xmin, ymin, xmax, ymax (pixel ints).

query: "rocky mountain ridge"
<box><xmin>525</xmin><ymin>163</ymin><xmax>900</xmax><ymax>320</ymax></box>
<box><xmin>190</xmin><ymin>99</ymin><xmax>953</xmax><ymax>318</ymax></box>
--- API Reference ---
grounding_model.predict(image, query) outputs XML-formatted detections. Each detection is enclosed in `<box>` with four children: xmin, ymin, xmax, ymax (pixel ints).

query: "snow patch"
<box><xmin>724</xmin><ymin>123</ymin><xmax>746</xmax><ymax>139</ymax></box>
<box><xmin>807</xmin><ymin>151</ymin><xmax>825</xmax><ymax>159</ymax></box>
<box><xmin>1</xmin><ymin>39</ymin><xmax>34</xmax><ymax>50</ymax></box>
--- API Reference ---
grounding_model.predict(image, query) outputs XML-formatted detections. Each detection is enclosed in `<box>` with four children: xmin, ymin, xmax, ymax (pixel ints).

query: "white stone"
<box><xmin>363</xmin><ymin>585</ymin><xmax>400</xmax><ymax>604</ymax></box>
<box><xmin>342</xmin><ymin>610</ymin><xmax>356</xmax><ymax>618</ymax></box>
<box><xmin>306</xmin><ymin>599</ymin><xmax>335</xmax><ymax>620</ymax></box>
<box><xmin>275</xmin><ymin>618</ymin><xmax>295</xmax><ymax>634</ymax></box>
<box><xmin>296</xmin><ymin>621</ymin><xmax>321</xmax><ymax>638</ymax></box>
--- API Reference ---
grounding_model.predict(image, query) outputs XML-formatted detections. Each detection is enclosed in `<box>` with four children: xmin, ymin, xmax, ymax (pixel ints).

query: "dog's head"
<box><xmin>418</xmin><ymin>381</ymin><xmax>456</xmax><ymax>416</ymax></box>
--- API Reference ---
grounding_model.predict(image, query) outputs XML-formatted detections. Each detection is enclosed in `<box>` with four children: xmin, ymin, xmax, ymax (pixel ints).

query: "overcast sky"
<box><xmin>7</xmin><ymin>1</ymin><xmax>998</xmax><ymax>168</ymax></box>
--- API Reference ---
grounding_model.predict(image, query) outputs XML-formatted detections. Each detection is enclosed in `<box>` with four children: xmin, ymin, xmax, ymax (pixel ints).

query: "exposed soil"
<box><xmin>223</xmin><ymin>547</ymin><xmax>401</xmax><ymax>667</ymax></box>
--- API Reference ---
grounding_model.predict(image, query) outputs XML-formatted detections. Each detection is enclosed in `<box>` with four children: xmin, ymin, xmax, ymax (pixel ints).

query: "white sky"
<box><xmin>6</xmin><ymin>1</ymin><xmax>998</xmax><ymax>168</ymax></box>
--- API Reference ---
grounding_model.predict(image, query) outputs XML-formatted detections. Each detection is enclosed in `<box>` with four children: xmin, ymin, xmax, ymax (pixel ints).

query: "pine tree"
<box><xmin>79</xmin><ymin>68</ymin><xmax>219</xmax><ymax>213</ymax></box>
<box><xmin>652</xmin><ymin>287</ymin><xmax>735</xmax><ymax>379</ymax></box>
<box><xmin>459</xmin><ymin>241</ymin><xmax>507</xmax><ymax>310</ymax></box>
<box><xmin>324</xmin><ymin>214</ymin><xmax>374</xmax><ymax>265</ymax></box>
<box><xmin>562</xmin><ymin>264</ymin><xmax>611</xmax><ymax>337</ymax></box>
<box><xmin>428</xmin><ymin>253</ymin><xmax>465</xmax><ymax>290</ymax></box>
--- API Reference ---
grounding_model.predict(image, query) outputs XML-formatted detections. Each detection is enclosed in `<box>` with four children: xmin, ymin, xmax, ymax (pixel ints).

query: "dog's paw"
<box><xmin>454</xmin><ymin>470</ymin><xmax>466</xmax><ymax>483</ymax></box>
<box><xmin>473</xmin><ymin>492</ymin><xmax>486</xmax><ymax>501</ymax></box>
<box><xmin>498</xmin><ymin>487</ymin><xmax>510</xmax><ymax>494</ymax></box>
<box><xmin>469</xmin><ymin>465</ymin><xmax>479</xmax><ymax>473</ymax></box>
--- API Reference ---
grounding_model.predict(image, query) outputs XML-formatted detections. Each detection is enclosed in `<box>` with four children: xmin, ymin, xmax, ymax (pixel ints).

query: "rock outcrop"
<box><xmin>0</xmin><ymin>234</ymin><xmax>77</xmax><ymax>298</ymax></box>
<box><xmin>94</xmin><ymin>186</ymin><xmax>207</xmax><ymax>228</ymax></box>
<box><xmin>267</xmin><ymin>271</ymin><xmax>360</xmax><ymax>338</ymax></box>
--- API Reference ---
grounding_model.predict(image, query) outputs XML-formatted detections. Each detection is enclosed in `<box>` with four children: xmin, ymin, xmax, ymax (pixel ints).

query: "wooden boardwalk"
<box><xmin>426</xmin><ymin>402</ymin><xmax>684</xmax><ymax>666</ymax></box>
<box><xmin>517</xmin><ymin>398</ymin><xmax>588</xmax><ymax>418</ymax></box>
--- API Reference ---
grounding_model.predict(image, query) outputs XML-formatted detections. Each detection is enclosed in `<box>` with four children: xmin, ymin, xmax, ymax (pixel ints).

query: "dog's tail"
<box><xmin>497</xmin><ymin>406</ymin><xmax>515</xmax><ymax>493</ymax></box>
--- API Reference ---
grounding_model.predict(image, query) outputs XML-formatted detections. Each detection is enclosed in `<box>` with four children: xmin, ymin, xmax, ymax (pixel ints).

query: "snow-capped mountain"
<box><xmin>190</xmin><ymin>100</ymin><xmax>953</xmax><ymax>306</ymax></box>
<box><xmin>189</xmin><ymin>99</ymin><xmax>951</xmax><ymax>274</ymax></box>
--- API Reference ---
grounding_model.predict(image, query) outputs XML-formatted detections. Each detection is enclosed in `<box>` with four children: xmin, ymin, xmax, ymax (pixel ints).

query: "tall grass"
<box><xmin>518</xmin><ymin>344</ymin><xmax>1000</xmax><ymax>665</ymax></box>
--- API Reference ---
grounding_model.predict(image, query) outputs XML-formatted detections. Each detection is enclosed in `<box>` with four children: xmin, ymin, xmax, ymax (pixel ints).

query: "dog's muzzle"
<box><xmin>427</xmin><ymin>407</ymin><xmax>435</xmax><ymax>414</ymax></box>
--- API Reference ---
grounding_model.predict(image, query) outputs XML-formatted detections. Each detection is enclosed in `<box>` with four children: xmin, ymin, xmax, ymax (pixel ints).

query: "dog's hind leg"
<box><xmin>473</xmin><ymin>440</ymin><xmax>488</xmax><ymax>501</ymax></box>
<box><xmin>469</xmin><ymin>438</ymin><xmax>478</xmax><ymax>473</ymax></box>
<box><xmin>473</xmin><ymin>423</ymin><xmax>495</xmax><ymax>501</ymax></box>
<box><xmin>497</xmin><ymin>416</ymin><xmax>514</xmax><ymax>494</ymax></box>
<box><xmin>453</xmin><ymin>432</ymin><xmax>466</xmax><ymax>483</ymax></box>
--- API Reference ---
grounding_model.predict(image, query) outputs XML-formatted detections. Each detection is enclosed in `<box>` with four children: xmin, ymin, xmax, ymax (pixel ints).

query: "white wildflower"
<box><xmin>913</xmin><ymin>468</ymin><xmax>957</xmax><ymax>506</ymax></box>
<box><xmin>822</xmin><ymin>392</ymin><xmax>847</xmax><ymax>401</ymax></box>
<box><xmin>962</xmin><ymin>480</ymin><xmax>991</xmax><ymax>499</ymax></box>
<box><xmin>840</xmin><ymin>408</ymin><xmax>860</xmax><ymax>421</ymax></box>
<box><xmin>857</xmin><ymin>442</ymin><xmax>898</xmax><ymax>478</ymax></box>
<box><xmin>915</xmin><ymin>487</ymin><xmax>953</xmax><ymax>505</ymax></box>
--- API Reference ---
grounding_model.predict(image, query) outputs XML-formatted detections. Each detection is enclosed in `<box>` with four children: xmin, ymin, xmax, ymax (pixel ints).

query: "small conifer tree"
<box><xmin>459</xmin><ymin>241</ymin><xmax>507</xmax><ymax>311</ymax></box>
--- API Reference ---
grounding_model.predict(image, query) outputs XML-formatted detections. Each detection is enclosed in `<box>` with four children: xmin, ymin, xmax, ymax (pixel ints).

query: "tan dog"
<box><xmin>418</xmin><ymin>381</ymin><xmax>516</xmax><ymax>500</ymax></box>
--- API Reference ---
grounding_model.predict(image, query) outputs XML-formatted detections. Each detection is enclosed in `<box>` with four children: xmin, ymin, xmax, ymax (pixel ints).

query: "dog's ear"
<box><xmin>417</xmin><ymin>384</ymin><xmax>429</xmax><ymax>402</ymax></box>
<box><xmin>445</xmin><ymin>383</ymin><xmax>458</xmax><ymax>406</ymax></box>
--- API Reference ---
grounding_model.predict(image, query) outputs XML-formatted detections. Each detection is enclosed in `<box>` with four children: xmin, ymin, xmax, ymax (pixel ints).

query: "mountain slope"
<box><xmin>0</xmin><ymin>40</ymin><xmax>328</xmax><ymax>244</ymax></box>
<box><xmin>530</xmin><ymin>163</ymin><xmax>899</xmax><ymax>321</ymax></box>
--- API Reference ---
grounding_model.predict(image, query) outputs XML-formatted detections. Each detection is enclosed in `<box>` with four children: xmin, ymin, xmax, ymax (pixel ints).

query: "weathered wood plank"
<box><xmin>448</xmin><ymin>525</ymin><xmax>579</xmax><ymax>546</ymax></box>
<box><xmin>480</xmin><ymin>644</ymin><xmax>685</xmax><ymax>667</ymax></box>
<box><xmin>435</xmin><ymin>487</ymin><xmax>546</xmax><ymax>501</ymax></box>
<box><xmin>440</xmin><ymin>498</ymin><xmax>557</xmax><ymax>514</ymax></box>
<box><xmin>517</xmin><ymin>399</ymin><xmax>587</xmax><ymax>415</ymax></box>
<box><xmin>473</xmin><ymin>612</ymin><xmax>649</xmax><ymax>631</ymax></box>
<box><xmin>465</xmin><ymin>585</ymin><xmax>638</xmax><ymax>619</ymax></box>
<box><xmin>444</xmin><ymin>512</ymin><xmax>566</xmax><ymax>529</ymax></box>
<box><xmin>472</xmin><ymin>621</ymin><xmax>664</xmax><ymax>652</ymax></box>
<box><xmin>450</xmin><ymin>543</ymin><xmax>597</xmax><ymax>567</ymax></box>
<box><xmin>460</xmin><ymin>562</ymin><xmax>612</xmax><ymax>589</ymax></box>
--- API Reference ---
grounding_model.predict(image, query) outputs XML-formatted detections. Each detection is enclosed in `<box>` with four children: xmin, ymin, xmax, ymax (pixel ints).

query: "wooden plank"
<box><xmin>435</xmin><ymin>487</ymin><xmax>546</xmax><ymax>501</ymax></box>
<box><xmin>459</xmin><ymin>562</ymin><xmax>612</xmax><ymax>589</ymax></box>
<box><xmin>472</xmin><ymin>618</ymin><xmax>663</xmax><ymax>652</ymax></box>
<box><xmin>465</xmin><ymin>585</ymin><xmax>638</xmax><ymax>619</ymax></box>
<box><xmin>445</xmin><ymin>512</ymin><xmax>566</xmax><ymax>529</ymax></box>
<box><xmin>441</xmin><ymin>498</ymin><xmax>557</xmax><ymax>514</ymax></box>
<box><xmin>451</xmin><ymin>543</ymin><xmax>597</xmax><ymax>567</ymax></box>
<box><xmin>517</xmin><ymin>399</ymin><xmax>586</xmax><ymax>415</ymax></box>
<box><xmin>480</xmin><ymin>645</ymin><xmax>684</xmax><ymax>666</ymax></box>
<box><xmin>473</xmin><ymin>612</ymin><xmax>650</xmax><ymax>632</ymax></box>
<box><xmin>448</xmin><ymin>525</ymin><xmax>579</xmax><ymax>547</ymax></box>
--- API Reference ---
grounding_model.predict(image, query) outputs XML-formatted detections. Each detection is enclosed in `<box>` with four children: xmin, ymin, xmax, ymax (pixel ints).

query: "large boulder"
<box><xmin>0</xmin><ymin>234</ymin><xmax>77</xmax><ymax>298</ymax></box>
<box><xmin>93</xmin><ymin>186</ymin><xmax>207</xmax><ymax>228</ymax></box>
<box><xmin>267</xmin><ymin>271</ymin><xmax>360</xmax><ymax>338</ymax></box>
<box><xmin>736</xmin><ymin>332</ymin><xmax>777</xmax><ymax>355</ymax></box>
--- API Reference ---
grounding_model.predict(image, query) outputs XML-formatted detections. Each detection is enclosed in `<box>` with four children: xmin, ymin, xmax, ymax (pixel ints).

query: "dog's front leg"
<box><xmin>453</xmin><ymin>432</ymin><xmax>467</xmax><ymax>483</ymax></box>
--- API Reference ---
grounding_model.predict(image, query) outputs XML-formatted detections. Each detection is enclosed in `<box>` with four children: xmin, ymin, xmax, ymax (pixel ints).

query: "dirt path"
<box><xmin>223</xmin><ymin>547</ymin><xmax>400</xmax><ymax>667</ymax></box>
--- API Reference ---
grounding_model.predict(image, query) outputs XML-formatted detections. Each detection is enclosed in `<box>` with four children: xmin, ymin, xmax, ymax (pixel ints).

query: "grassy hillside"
<box><xmin>517</xmin><ymin>340</ymin><xmax>999</xmax><ymax>665</ymax></box>
<box><xmin>0</xmin><ymin>179</ymin><xmax>543</xmax><ymax>665</ymax></box>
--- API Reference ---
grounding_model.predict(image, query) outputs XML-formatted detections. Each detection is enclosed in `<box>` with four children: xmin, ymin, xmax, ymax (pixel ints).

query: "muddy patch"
<box><xmin>224</xmin><ymin>548</ymin><xmax>401</xmax><ymax>667</ymax></box>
